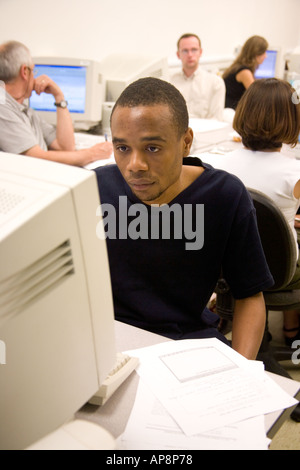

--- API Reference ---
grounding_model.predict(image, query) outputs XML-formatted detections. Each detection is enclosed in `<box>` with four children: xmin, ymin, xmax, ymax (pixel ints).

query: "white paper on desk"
<box><xmin>189</xmin><ymin>118</ymin><xmax>229</xmax><ymax>133</ymax></box>
<box><xmin>125</xmin><ymin>338</ymin><xmax>298</xmax><ymax>436</ymax></box>
<box><xmin>74</xmin><ymin>132</ymin><xmax>115</xmax><ymax>169</ymax></box>
<box><xmin>84</xmin><ymin>155</ymin><xmax>115</xmax><ymax>169</ymax></box>
<box><xmin>119</xmin><ymin>379</ymin><xmax>269</xmax><ymax>450</ymax></box>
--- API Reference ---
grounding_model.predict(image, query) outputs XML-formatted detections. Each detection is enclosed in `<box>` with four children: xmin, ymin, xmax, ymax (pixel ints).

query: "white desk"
<box><xmin>190</xmin><ymin>120</ymin><xmax>240</xmax><ymax>155</ymax></box>
<box><xmin>76</xmin><ymin>321</ymin><xmax>300</xmax><ymax>444</ymax></box>
<box><xmin>190</xmin><ymin>120</ymin><xmax>300</xmax><ymax>161</ymax></box>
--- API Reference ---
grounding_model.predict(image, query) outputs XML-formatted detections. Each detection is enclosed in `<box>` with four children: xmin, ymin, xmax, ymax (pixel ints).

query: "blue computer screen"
<box><xmin>29</xmin><ymin>64</ymin><xmax>87</xmax><ymax>113</ymax></box>
<box><xmin>254</xmin><ymin>50</ymin><xmax>277</xmax><ymax>79</ymax></box>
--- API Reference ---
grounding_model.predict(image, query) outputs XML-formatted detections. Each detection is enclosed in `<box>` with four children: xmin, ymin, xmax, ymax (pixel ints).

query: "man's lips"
<box><xmin>128</xmin><ymin>180</ymin><xmax>154</xmax><ymax>190</ymax></box>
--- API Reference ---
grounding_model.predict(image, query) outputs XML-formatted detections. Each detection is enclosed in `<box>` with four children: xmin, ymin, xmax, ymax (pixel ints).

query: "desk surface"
<box><xmin>190</xmin><ymin>120</ymin><xmax>300</xmax><ymax>160</ymax></box>
<box><xmin>76</xmin><ymin>321</ymin><xmax>300</xmax><ymax>443</ymax></box>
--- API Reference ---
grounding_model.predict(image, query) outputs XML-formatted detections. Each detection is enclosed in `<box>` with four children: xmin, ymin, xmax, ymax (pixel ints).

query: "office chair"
<box><xmin>215</xmin><ymin>188</ymin><xmax>300</xmax><ymax>420</ymax></box>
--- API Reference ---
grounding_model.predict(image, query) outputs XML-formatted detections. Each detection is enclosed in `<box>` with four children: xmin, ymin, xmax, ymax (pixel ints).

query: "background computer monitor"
<box><xmin>254</xmin><ymin>48</ymin><xmax>283</xmax><ymax>79</ymax></box>
<box><xmin>100</xmin><ymin>54</ymin><xmax>168</xmax><ymax>102</ymax></box>
<box><xmin>285</xmin><ymin>46</ymin><xmax>300</xmax><ymax>79</ymax></box>
<box><xmin>0</xmin><ymin>153</ymin><xmax>116</xmax><ymax>450</ymax></box>
<box><xmin>30</xmin><ymin>57</ymin><xmax>105</xmax><ymax>130</ymax></box>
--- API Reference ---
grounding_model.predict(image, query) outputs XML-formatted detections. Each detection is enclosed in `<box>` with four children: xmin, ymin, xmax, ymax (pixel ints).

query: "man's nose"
<box><xmin>127</xmin><ymin>151</ymin><xmax>148</xmax><ymax>172</ymax></box>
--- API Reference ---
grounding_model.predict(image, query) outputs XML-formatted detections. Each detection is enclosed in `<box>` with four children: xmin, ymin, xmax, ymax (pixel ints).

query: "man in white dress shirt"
<box><xmin>170</xmin><ymin>34</ymin><xmax>225</xmax><ymax>121</ymax></box>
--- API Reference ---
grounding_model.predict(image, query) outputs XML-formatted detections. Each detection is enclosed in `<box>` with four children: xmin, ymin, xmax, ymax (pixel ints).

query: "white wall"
<box><xmin>0</xmin><ymin>0</ymin><xmax>300</xmax><ymax>63</ymax></box>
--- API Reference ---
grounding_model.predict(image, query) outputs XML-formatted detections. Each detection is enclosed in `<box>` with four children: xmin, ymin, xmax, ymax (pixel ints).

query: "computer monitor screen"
<box><xmin>0</xmin><ymin>152</ymin><xmax>116</xmax><ymax>450</ymax></box>
<box><xmin>30</xmin><ymin>64</ymin><xmax>87</xmax><ymax>114</ymax></box>
<box><xmin>30</xmin><ymin>57</ymin><xmax>105</xmax><ymax>130</ymax></box>
<box><xmin>254</xmin><ymin>49</ymin><xmax>278</xmax><ymax>79</ymax></box>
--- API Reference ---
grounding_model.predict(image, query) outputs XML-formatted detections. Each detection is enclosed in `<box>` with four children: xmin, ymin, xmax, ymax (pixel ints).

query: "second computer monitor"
<box><xmin>254</xmin><ymin>48</ymin><xmax>283</xmax><ymax>79</ymax></box>
<box><xmin>30</xmin><ymin>57</ymin><xmax>105</xmax><ymax>130</ymax></box>
<box><xmin>100</xmin><ymin>54</ymin><xmax>169</xmax><ymax>102</ymax></box>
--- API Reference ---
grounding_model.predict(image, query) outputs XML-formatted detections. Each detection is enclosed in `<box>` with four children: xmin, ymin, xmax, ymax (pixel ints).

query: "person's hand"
<box><xmin>87</xmin><ymin>141</ymin><xmax>113</xmax><ymax>163</ymax></box>
<box><xmin>33</xmin><ymin>75</ymin><xmax>64</xmax><ymax>102</ymax></box>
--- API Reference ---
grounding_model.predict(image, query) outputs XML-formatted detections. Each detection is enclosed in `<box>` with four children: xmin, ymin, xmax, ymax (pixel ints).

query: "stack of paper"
<box><xmin>119</xmin><ymin>338</ymin><xmax>298</xmax><ymax>450</ymax></box>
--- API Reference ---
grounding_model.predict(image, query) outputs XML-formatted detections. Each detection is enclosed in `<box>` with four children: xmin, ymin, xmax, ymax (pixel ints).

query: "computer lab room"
<box><xmin>0</xmin><ymin>0</ymin><xmax>300</xmax><ymax>452</ymax></box>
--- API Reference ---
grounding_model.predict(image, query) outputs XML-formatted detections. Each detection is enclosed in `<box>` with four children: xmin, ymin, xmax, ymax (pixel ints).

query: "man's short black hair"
<box><xmin>111</xmin><ymin>77</ymin><xmax>189</xmax><ymax>136</ymax></box>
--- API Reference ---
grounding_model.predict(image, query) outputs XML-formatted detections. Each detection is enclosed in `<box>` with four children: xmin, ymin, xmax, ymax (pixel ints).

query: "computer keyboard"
<box><xmin>88</xmin><ymin>353</ymin><xmax>139</xmax><ymax>406</ymax></box>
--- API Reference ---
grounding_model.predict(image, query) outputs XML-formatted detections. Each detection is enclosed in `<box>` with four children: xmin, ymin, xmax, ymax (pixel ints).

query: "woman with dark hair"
<box><xmin>223</xmin><ymin>35</ymin><xmax>268</xmax><ymax>109</ymax></box>
<box><xmin>216</xmin><ymin>78</ymin><xmax>300</xmax><ymax>346</ymax></box>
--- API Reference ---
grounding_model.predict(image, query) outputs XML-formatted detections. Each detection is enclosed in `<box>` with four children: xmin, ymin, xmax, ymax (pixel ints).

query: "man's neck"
<box><xmin>5</xmin><ymin>81</ymin><xmax>26</xmax><ymax>104</ymax></box>
<box><xmin>182</xmin><ymin>65</ymin><xmax>198</xmax><ymax>78</ymax></box>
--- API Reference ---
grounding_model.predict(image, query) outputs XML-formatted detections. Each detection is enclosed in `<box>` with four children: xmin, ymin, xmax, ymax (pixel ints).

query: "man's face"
<box><xmin>111</xmin><ymin>104</ymin><xmax>193</xmax><ymax>205</ymax></box>
<box><xmin>177</xmin><ymin>36</ymin><xmax>202</xmax><ymax>72</ymax></box>
<box><xmin>23</xmin><ymin>63</ymin><xmax>35</xmax><ymax>99</ymax></box>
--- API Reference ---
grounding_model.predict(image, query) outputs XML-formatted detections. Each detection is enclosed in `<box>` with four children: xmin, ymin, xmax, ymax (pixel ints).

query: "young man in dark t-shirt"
<box><xmin>94</xmin><ymin>77</ymin><xmax>274</xmax><ymax>360</ymax></box>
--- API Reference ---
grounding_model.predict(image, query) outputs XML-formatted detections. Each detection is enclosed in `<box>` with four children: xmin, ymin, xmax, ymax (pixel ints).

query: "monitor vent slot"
<box><xmin>0</xmin><ymin>241</ymin><xmax>75</xmax><ymax>325</ymax></box>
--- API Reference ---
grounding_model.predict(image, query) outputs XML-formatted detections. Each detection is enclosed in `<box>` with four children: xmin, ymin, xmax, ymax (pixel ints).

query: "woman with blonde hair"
<box><xmin>223</xmin><ymin>35</ymin><xmax>268</xmax><ymax>109</ymax></box>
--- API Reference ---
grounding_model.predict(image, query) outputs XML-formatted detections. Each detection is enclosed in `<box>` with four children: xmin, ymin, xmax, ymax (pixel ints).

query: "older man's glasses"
<box><xmin>179</xmin><ymin>48</ymin><xmax>200</xmax><ymax>55</ymax></box>
<box><xmin>26</xmin><ymin>66</ymin><xmax>37</xmax><ymax>76</ymax></box>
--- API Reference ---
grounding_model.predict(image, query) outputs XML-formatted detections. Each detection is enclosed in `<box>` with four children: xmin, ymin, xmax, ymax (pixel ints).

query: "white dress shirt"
<box><xmin>170</xmin><ymin>68</ymin><xmax>225</xmax><ymax>121</ymax></box>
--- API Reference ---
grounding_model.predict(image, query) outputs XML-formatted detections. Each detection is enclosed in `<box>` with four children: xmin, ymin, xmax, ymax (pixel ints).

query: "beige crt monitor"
<box><xmin>0</xmin><ymin>153</ymin><xmax>116</xmax><ymax>450</ymax></box>
<box><xmin>30</xmin><ymin>57</ymin><xmax>105</xmax><ymax>130</ymax></box>
<box><xmin>100</xmin><ymin>53</ymin><xmax>169</xmax><ymax>102</ymax></box>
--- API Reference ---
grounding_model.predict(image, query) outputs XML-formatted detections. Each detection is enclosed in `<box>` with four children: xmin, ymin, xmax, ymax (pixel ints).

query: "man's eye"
<box><xmin>116</xmin><ymin>145</ymin><xmax>128</xmax><ymax>152</ymax></box>
<box><xmin>147</xmin><ymin>146</ymin><xmax>159</xmax><ymax>153</ymax></box>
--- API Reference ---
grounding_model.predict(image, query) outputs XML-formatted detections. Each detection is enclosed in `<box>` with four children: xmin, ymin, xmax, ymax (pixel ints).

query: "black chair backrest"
<box><xmin>247</xmin><ymin>188</ymin><xmax>297</xmax><ymax>291</ymax></box>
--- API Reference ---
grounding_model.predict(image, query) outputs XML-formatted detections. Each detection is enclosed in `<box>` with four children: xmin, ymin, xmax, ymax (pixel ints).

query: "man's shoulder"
<box><xmin>198</xmin><ymin>68</ymin><xmax>224</xmax><ymax>85</ymax></box>
<box><xmin>0</xmin><ymin>92</ymin><xmax>18</xmax><ymax>115</ymax></box>
<box><xmin>169</xmin><ymin>70</ymin><xmax>184</xmax><ymax>83</ymax></box>
<box><xmin>94</xmin><ymin>164</ymin><xmax>123</xmax><ymax>194</ymax></box>
<box><xmin>94</xmin><ymin>163</ymin><xmax>119</xmax><ymax>176</ymax></box>
<box><xmin>198</xmin><ymin>161</ymin><xmax>251</xmax><ymax>201</ymax></box>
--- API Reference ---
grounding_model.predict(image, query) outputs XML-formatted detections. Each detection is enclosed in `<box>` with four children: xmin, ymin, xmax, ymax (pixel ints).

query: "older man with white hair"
<box><xmin>0</xmin><ymin>41</ymin><xmax>112</xmax><ymax>166</ymax></box>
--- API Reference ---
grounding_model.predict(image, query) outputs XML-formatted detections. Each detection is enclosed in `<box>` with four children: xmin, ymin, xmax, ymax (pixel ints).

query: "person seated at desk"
<box><xmin>223</xmin><ymin>35</ymin><xmax>268</xmax><ymax>110</ymax></box>
<box><xmin>94</xmin><ymin>77</ymin><xmax>274</xmax><ymax>360</ymax></box>
<box><xmin>169</xmin><ymin>33</ymin><xmax>225</xmax><ymax>121</ymax></box>
<box><xmin>214</xmin><ymin>78</ymin><xmax>300</xmax><ymax>347</ymax></box>
<box><xmin>0</xmin><ymin>41</ymin><xmax>112</xmax><ymax>166</ymax></box>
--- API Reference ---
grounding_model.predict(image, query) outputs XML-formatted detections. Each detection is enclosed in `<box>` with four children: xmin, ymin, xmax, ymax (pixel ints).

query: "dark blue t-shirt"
<box><xmin>94</xmin><ymin>157</ymin><xmax>273</xmax><ymax>338</ymax></box>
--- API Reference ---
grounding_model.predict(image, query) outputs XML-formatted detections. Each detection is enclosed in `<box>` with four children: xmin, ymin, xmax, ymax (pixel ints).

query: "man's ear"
<box><xmin>20</xmin><ymin>64</ymin><xmax>28</xmax><ymax>80</ymax></box>
<box><xmin>182</xmin><ymin>127</ymin><xmax>193</xmax><ymax>157</ymax></box>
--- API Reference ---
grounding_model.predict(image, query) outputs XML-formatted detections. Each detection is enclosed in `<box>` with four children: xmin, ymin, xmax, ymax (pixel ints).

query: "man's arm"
<box><xmin>236</xmin><ymin>69</ymin><xmax>255</xmax><ymax>90</ymax></box>
<box><xmin>34</xmin><ymin>75</ymin><xmax>75</xmax><ymax>151</ymax></box>
<box><xmin>231</xmin><ymin>292</ymin><xmax>266</xmax><ymax>360</ymax></box>
<box><xmin>23</xmin><ymin>141</ymin><xmax>113</xmax><ymax>167</ymax></box>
